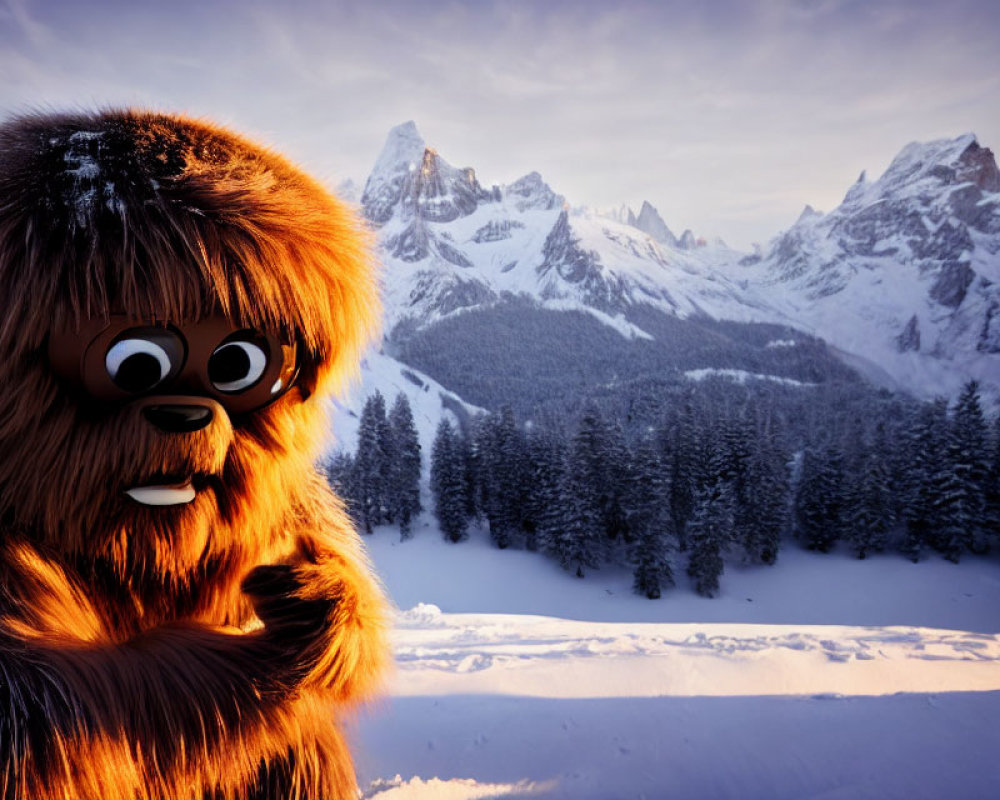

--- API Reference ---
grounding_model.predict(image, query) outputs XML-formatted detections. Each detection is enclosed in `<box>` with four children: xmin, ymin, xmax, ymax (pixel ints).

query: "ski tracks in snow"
<box><xmin>388</xmin><ymin>603</ymin><xmax>1000</xmax><ymax>698</ymax></box>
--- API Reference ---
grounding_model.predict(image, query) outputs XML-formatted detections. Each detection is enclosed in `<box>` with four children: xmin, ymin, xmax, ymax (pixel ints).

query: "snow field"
<box><xmin>353</xmin><ymin>523</ymin><xmax>1000</xmax><ymax>799</ymax></box>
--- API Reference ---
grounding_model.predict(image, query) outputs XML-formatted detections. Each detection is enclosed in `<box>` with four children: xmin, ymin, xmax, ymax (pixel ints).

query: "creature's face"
<box><xmin>2</xmin><ymin>311</ymin><xmax>322</xmax><ymax>588</ymax></box>
<box><xmin>48</xmin><ymin>314</ymin><xmax>300</xmax><ymax>506</ymax></box>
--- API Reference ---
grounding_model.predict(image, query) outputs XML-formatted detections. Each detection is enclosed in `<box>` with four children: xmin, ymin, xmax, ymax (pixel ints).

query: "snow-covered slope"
<box><xmin>742</xmin><ymin>134</ymin><xmax>1000</xmax><ymax>399</ymax></box>
<box><xmin>353</xmin><ymin>524</ymin><xmax>1000</xmax><ymax>799</ymax></box>
<box><xmin>329</xmin><ymin>350</ymin><xmax>481</xmax><ymax>462</ymax></box>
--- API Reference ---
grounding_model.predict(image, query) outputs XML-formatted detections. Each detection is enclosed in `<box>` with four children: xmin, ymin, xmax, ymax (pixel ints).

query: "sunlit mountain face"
<box><xmin>356</xmin><ymin>122</ymin><xmax>999</xmax><ymax>412</ymax></box>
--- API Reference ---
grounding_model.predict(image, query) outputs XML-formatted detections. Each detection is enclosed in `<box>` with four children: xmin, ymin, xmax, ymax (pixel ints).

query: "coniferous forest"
<box><xmin>327</xmin><ymin>381</ymin><xmax>1000</xmax><ymax>599</ymax></box>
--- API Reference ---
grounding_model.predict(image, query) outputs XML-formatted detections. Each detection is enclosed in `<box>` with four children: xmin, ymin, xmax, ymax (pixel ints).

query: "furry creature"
<box><xmin>0</xmin><ymin>110</ymin><xmax>388</xmax><ymax>799</ymax></box>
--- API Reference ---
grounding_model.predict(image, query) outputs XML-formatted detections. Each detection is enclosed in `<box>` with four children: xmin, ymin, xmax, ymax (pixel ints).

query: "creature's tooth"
<box><xmin>124</xmin><ymin>482</ymin><xmax>196</xmax><ymax>506</ymax></box>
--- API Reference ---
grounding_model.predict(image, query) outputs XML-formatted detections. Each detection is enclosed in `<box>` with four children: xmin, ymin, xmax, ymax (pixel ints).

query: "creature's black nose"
<box><xmin>142</xmin><ymin>404</ymin><xmax>214</xmax><ymax>433</ymax></box>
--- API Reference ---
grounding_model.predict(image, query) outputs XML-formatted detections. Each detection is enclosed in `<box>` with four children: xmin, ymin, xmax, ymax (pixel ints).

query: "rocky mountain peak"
<box><xmin>852</xmin><ymin>134</ymin><xmax>999</xmax><ymax>205</ymax></box>
<box><xmin>796</xmin><ymin>205</ymin><xmax>822</xmax><ymax>224</ymax></box>
<box><xmin>842</xmin><ymin>171</ymin><xmax>868</xmax><ymax>206</ymax></box>
<box><xmin>756</xmin><ymin>132</ymin><xmax>1000</xmax><ymax>398</ymax></box>
<box><xmin>678</xmin><ymin>229</ymin><xmax>698</xmax><ymax>250</ymax></box>
<box><xmin>362</xmin><ymin>122</ymin><xmax>497</xmax><ymax>226</ymax></box>
<box><xmin>361</xmin><ymin>121</ymin><xmax>427</xmax><ymax>224</ymax></box>
<box><xmin>956</xmin><ymin>139</ymin><xmax>1000</xmax><ymax>192</ymax></box>
<box><xmin>633</xmin><ymin>201</ymin><xmax>678</xmax><ymax>247</ymax></box>
<box><xmin>504</xmin><ymin>171</ymin><xmax>563</xmax><ymax>212</ymax></box>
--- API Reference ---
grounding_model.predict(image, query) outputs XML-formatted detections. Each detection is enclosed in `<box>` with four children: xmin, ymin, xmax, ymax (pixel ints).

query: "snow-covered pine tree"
<box><xmin>551</xmin><ymin>408</ymin><xmax>606</xmax><ymax>577</ymax></box>
<box><xmin>461</xmin><ymin>415</ymin><xmax>482</xmax><ymax>520</ymax></box>
<box><xmin>355</xmin><ymin>391</ymin><xmax>390</xmax><ymax>534</ymax></box>
<box><xmin>478</xmin><ymin>405</ymin><xmax>526</xmax><ymax>550</ymax></box>
<box><xmin>931</xmin><ymin>459</ymin><xmax>970</xmax><ymax>562</ymax></box>
<box><xmin>601</xmin><ymin>420</ymin><xmax>631</xmax><ymax>562</ymax></box>
<box><xmin>952</xmin><ymin>381</ymin><xmax>991</xmax><ymax>553</ymax></box>
<box><xmin>684</xmin><ymin>423</ymin><xmax>736</xmax><ymax>597</ymax></box>
<box><xmin>740</xmin><ymin>434</ymin><xmax>789</xmax><ymax>565</ymax></box>
<box><xmin>553</xmin><ymin>470</ymin><xmax>601</xmax><ymax>578</ymax></box>
<box><xmin>901</xmin><ymin>399</ymin><xmax>948</xmax><ymax>561</ymax></box>
<box><xmin>388</xmin><ymin>393</ymin><xmax>422</xmax><ymax>539</ymax></box>
<box><xmin>627</xmin><ymin>438</ymin><xmax>674</xmax><ymax>599</ymax></box>
<box><xmin>882</xmin><ymin>399</ymin><xmax>917</xmax><ymax>527</ymax></box>
<box><xmin>686</xmin><ymin>478</ymin><xmax>733</xmax><ymax>597</ymax></box>
<box><xmin>430</xmin><ymin>418</ymin><xmax>468</xmax><ymax>543</ymax></box>
<box><xmin>470</xmin><ymin>413</ymin><xmax>496</xmax><ymax>527</ymax></box>
<box><xmin>523</xmin><ymin>427</ymin><xmax>567</xmax><ymax>553</ymax></box>
<box><xmin>324</xmin><ymin>451</ymin><xmax>361</xmax><ymax>525</ymax></box>
<box><xmin>845</xmin><ymin>422</ymin><xmax>894</xmax><ymax>559</ymax></box>
<box><xmin>572</xmin><ymin>405</ymin><xmax>610</xmax><ymax>513</ymax></box>
<box><xmin>987</xmin><ymin>414</ymin><xmax>1000</xmax><ymax>549</ymax></box>
<box><xmin>722</xmin><ymin>413</ymin><xmax>770</xmax><ymax>564</ymax></box>
<box><xmin>664</xmin><ymin>403</ymin><xmax>700</xmax><ymax>550</ymax></box>
<box><xmin>932</xmin><ymin>381</ymin><xmax>990</xmax><ymax>560</ymax></box>
<box><xmin>794</xmin><ymin>446</ymin><xmax>843</xmax><ymax>552</ymax></box>
<box><xmin>720</xmin><ymin>416</ymin><xmax>752</xmax><ymax>487</ymax></box>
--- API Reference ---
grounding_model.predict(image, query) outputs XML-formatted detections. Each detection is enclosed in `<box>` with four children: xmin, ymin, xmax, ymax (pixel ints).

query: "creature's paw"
<box><xmin>242</xmin><ymin>564</ymin><xmax>336</xmax><ymax>685</ymax></box>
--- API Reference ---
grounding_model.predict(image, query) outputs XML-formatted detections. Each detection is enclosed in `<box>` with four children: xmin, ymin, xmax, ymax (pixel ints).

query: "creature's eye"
<box><xmin>208</xmin><ymin>333</ymin><xmax>269</xmax><ymax>394</ymax></box>
<box><xmin>106</xmin><ymin>331</ymin><xmax>183</xmax><ymax>393</ymax></box>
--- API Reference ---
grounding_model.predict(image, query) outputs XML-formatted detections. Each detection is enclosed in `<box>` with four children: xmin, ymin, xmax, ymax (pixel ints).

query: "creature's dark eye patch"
<box><xmin>208</xmin><ymin>335</ymin><xmax>268</xmax><ymax>394</ymax></box>
<box><xmin>105</xmin><ymin>330</ymin><xmax>184</xmax><ymax>394</ymax></box>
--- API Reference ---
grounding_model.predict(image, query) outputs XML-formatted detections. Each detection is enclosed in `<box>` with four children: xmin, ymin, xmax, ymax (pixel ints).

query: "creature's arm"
<box><xmin>276</xmin><ymin>482</ymin><xmax>391</xmax><ymax>701</ymax></box>
<box><xmin>0</xmin><ymin>546</ymin><xmax>343</xmax><ymax>799</ymax></box>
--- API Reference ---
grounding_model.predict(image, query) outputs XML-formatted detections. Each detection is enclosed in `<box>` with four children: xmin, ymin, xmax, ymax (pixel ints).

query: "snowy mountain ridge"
<box><xmin>361</xmin><ymin>123</ymin><xmax>783</xmax><ymax>343</ymax></box>
<box><xmin>348</xmin><ymin>123</ymin><xmax>1000</xmax><ymax>405</ymax></box>
<box><xmin>743</xmin><ymin>132</ymin><xmax>1000</xmax><ymax>399</ymax></box>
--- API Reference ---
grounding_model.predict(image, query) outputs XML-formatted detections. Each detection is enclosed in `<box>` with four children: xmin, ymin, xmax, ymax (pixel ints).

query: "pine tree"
<box><xmin>686</xmin><ymin>478</ymin><xmax>733</xmax><ymax>597</ymax></box>
<box><xmin>553</xmin><ymin>471</ymin><xmax>601</xmax><ymax>578</ymax></box>
<box><xmin>551</xmin><ymin>410</ymin><xmax>606</xmax><ymax>577</ymax></box>
<box><xmin>458</xmin><ymin>414</ymin><xmax>483</xmax><ymax>521</ymax></box>
<box><xmin>901</xmin><ymin>399</ymin><xmax>948</xmax><ymax>561</ymax></box>
<box><xmin>953</xmin><ymin>381</ymin><xmax>991</xmax><ymax>552</ymax></box>
<box><xmin>355</xmin><ymin>391</ymin><xmax>390</xmax><ymax>534</ymax></box>
<box><xmin>388</xmin><ymin>393</ymin><xmax>422</xmax><ymax>540</ymax></box>
<box><xmin>601</xmin><ymin>420</ymin><xmax>631</xmax><ymax>562</ymax></box>
<box><xmin>523</xmin><ymin>428</ymin><xmax>566</xmax><ymax>553</ymax></box>
<box><xmin>740</xmin><ymin>435</ymin><xmax>789</xmax><ymax>565</ymax></box>
<box><xmin>430</xmin><ymin>419</ymin><xmax>468</xmax><ymax>543</ymax></box>
<box><xmin>931</xmin><ymin>461</ymin><xmax>970</xmax><ymax>562</ymax></box>
<box><xmin>794</xmin><ymin>446</ymin><xmax>844</xmax><ymax>552</ymax></box>
<box><xmin>665</xmin><ymin>403</ymin><xmax>700</xmax><ymax>550</ymax></box>
<box><xmin>477</xmin><ymin>406</ymin><xmax>526</xmax><ymax>550</ymax></box>
<box><xmin>723</xmin><ymin>412</ymin><xmax>783</xmax><ymax>566</ymax></box>
<box><xmin>627</xmin><ymin>438</ymin><xmax>674</xmax><ymax>598</ymax></box>
<box><xmin>845</xmin><ymin>423</ymin><xmax>894</xmax><ymax>559</ymax></box>
<box><xmin>932</xmin><ymin>382</ymin><xmax>990</xmax><ymax>561</ymax></box>
<box><xmin>324</xmin><ymin>451</ymin><xmax>361</xmax><ymax>525</ymax></box>
<box><xmin>469</xmin><ymin>414</ymin><xmax>495</xmax><ymax>525</ymax></box>
<box><xmin>987</xmin><ymin>415</ymin><xmax>1000</xmax><ymax>549</ymax></box>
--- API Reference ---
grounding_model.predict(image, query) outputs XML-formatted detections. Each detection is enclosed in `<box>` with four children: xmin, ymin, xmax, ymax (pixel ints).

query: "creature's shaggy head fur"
<box><xmin>0</xmin><ymin>110</ymin><xmax>379</xmax><ymax>622</ymax></box>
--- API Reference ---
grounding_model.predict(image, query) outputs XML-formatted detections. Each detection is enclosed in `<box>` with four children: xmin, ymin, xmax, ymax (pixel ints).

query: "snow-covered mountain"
<box><xmin>742</xmin><ymin>133</ymin><xmax>1000</xmax><ymax>399</ymax></box>
<box><xmin>361</xmin><ymin>122</ymin><xmax>780</xmax><ymax>341</ymax></box>
<box><xmin>342</xmin><ymin>124</ymin><xmax>1000</xmax><ymax>417</ymax></box>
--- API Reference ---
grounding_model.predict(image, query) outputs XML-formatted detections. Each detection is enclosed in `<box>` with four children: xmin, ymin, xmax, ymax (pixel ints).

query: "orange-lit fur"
<box><xmin>0</xmin><ymin>110</ymin><xmax>388</xmax><ymax>799</ymax></box>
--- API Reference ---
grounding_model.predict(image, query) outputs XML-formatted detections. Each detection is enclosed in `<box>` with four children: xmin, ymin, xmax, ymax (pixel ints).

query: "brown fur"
<box><xmin>0</xmin><ymin>109</ymin><xmax>388</xmax><ymax>799</ymax></box>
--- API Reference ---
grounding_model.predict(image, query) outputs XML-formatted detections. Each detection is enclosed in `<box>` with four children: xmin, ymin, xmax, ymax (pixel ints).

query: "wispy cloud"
<box><xmin>1</xmin><ymin>0</ymin><xmax>997</xmax><ymax>248</ymax></box>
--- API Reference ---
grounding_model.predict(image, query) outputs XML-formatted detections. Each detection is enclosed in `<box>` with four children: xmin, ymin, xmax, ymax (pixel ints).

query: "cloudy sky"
<box><xmin>1</xmin><ymin>0</ymin><xmax>998</xmax><ymax>249</ymax></box>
